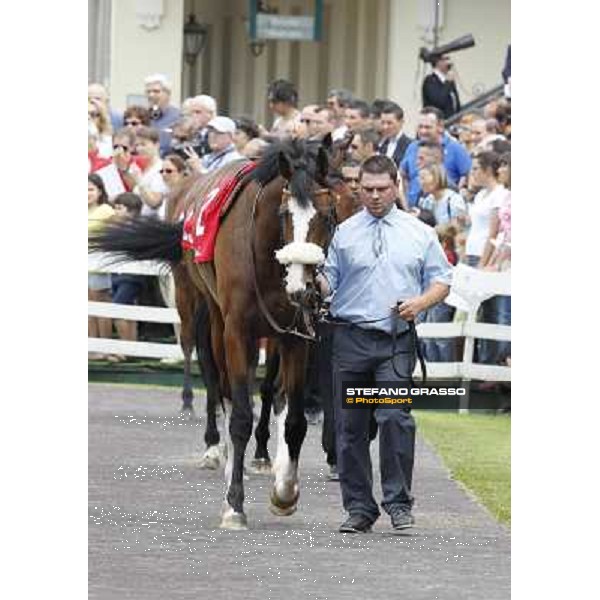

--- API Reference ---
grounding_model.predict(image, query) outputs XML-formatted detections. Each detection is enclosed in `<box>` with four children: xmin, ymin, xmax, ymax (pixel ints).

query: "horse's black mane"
<box><xmin>252</xmin><ymin>138</ymin><xmax>323</xmax><ymax>208</ymax></box>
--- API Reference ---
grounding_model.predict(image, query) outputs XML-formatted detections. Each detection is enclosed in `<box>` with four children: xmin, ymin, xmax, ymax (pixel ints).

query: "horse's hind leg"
<box><xmin>250</xmin><ymin>342</ymin><xmax>279</xmax><ymax>473</ymax></box>
<box><xmin>195</xmin><ymin>297</ymin><xmax>224</xmax><ymax>470</ymax></box>
<box><xmin>270</xmin><ymin>339</ymin><xmax>308</xmax><ymax>517</ymax></box>
<box><xmin>173</xmin><ymin>268</ymin><xmax>198</xmax><ymax>415</ymax></box>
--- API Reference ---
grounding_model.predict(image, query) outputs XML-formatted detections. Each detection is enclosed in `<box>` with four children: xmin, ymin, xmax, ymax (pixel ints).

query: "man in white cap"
<box><xmin>199</xmin><ymin>116</ymin><xmax>244</xmax><ymax>173</ymax></box>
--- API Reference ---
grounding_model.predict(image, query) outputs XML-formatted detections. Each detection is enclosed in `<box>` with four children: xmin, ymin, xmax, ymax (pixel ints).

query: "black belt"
<box><xmin>320</xmin><ymin>312</ymin><xmax>427</xmax><ymax>385</ymax></box>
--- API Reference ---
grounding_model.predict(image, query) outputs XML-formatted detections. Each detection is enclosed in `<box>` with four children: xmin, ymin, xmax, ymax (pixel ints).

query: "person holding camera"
<box><xmin>422</xmin><ymin>54</ymin><xmax>461</xmax><ymax>119</ymax></box>
<box><xmin>186</xmin><ymin>116</ymin><xmax>243</xmax><ymax>174</ymax></box>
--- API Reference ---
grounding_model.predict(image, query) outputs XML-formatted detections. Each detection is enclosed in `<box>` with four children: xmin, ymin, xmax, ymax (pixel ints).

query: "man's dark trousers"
<box><xmin>317</xmin><ymin>321</ymin><xmax>336</xmax><ymax>466</ymax></box>
<box><xmin>333</xmin><ymin>324</ymin><xmax>416</xmax><ymax>521</ymax></box>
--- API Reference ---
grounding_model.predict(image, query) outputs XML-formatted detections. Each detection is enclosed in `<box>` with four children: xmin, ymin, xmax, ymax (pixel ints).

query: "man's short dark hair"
<box><xmin>356</xmin><ymin>128</ymin><xmax>381</xmax><ymax>148</ymax></box>
<box><xmin>370</xmin><ymin>98</ymin><xmax>389</xmax><ymax>118</ymax></box>
<box><xmin>327</xmin><ymin>88</ymin><xmax>354</xmax><ymax>108</ymax></box>
<box><xmin>267</xmin><ymin>79</ymin><xmax>298</xmax><ymax>106</ymax></box>
<box><xmin>347</xmin><ymin>99</ymin><xmax>371</xmax><ymax>118</ymax></box>
<box><xmin>381</xmin><ymin>101</ymin><xmax>404</xmax><ymax>121</ymax></box>
<box><xmin>234</xmin><ymin>116</ymin><xmax>260</xmax><ymax>140</ymax></box>
<box><xmin>421</xmin><ymin>106</ymin><xmax>445</xmax><ymax>123</ymax></box>
<box><xmin>359</xmin><ymin>154</ymin><xmax>398</xmax><ymax>183</ymax></box>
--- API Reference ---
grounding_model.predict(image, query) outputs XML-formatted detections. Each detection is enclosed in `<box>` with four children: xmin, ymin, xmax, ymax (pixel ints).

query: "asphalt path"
<box><xmin>89</xmin><ymin>383</ymin><xmax>510</xmax><ymax>600</ymax></box>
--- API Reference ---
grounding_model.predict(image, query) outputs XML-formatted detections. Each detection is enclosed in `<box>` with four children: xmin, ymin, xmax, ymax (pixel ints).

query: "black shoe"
<box><xmin>389</xmin><ymin>506</ymin><xmax>415</xmax><ymax>531</ymax></box>
<box><xmin>339</xmin><ymin>513</ymin><xmax>375</xmax><ymax>533</ymax></box>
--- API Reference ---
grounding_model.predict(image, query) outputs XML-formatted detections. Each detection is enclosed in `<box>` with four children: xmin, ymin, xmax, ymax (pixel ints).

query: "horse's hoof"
<box><xmin>219</xmin><ymin>509</ymin><xmax>248</xmax><ymax>530</ymax></box>
<box><xmin>247</xmin><ymin>458</ymin><xmax>272</xmax><ymax>475</ymax></box>
<box><xmin>198</xmin><ymin>445</ymin><xmax>221</xmax><ymax>470</ymax></box>
<box><xmin>180</xmin><ymin>406</ymin><xmax>196</xmax><ymax>421</ymax></box>
<box><xmin>269</xmin><ymin>485</ymin><xmax>299</xmax><ymax>516</ymax></box>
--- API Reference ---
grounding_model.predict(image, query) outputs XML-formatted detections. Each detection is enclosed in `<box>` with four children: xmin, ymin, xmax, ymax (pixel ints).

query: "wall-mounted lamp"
<box><xmin>249</xmin><ymin>40</ymin><xmax>266</xmax><ymax>57</ymax></box>
<box><xmin>183</xmin><ymin>14</ymin><xmax>208</xmax><ymax>65</ymax></box>
<box><xmin>246</xmin><ymin>1</ymin><xmax>277</xmax><ymax>58</ymax></box>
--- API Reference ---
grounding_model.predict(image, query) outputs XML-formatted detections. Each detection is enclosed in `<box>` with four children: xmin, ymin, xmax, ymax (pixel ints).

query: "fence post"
<box><xmin>459</xmin><ymin>303</ymin><xmax>480</xmax><ymax>414</ymax></box>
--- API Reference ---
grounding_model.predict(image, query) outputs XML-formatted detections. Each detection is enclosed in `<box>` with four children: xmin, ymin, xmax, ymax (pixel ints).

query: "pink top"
<box><xmin>498</xmin><ymin>192</ymin><xmax>511</xmax><ymax>244</ymax></box>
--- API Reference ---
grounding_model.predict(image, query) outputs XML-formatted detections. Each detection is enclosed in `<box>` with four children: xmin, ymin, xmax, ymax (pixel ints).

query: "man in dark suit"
<box><xmin>422</xmin><ymin>55</ymin><xmax>461</xmax><ymax>119</ymax></box>
<box><xmin>377</xmin><ymin>102</ymin><xmax>413</xmax><ymax>168</ymax></box>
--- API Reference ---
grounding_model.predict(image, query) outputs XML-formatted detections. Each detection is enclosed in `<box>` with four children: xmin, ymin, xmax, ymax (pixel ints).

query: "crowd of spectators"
<box><xmin>88</xmin><ymin>74</ymin><xmax>511</xmax><ymax>367</ymax></box>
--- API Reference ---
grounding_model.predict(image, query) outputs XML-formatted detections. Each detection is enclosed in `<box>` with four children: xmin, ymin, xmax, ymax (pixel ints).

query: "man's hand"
<box><xmin>396</xmin><ymin>297</ymin><xmax>426</xmax><ymax>322</ymax></box>
<box><xmin>184</xmin><ymin>146</ymin><xmax>203</xmax><ymax>173</ymax></box>
<box><xmin>315</xmin><ymin>273</ymin><xmax>331</xmax><ymax>298</ymax></box>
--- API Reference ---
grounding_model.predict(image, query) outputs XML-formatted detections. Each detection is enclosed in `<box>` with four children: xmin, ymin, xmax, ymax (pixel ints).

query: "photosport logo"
<box><xmin>342</xmin><ymin>380</ymin><xmax>507</xmax><ymax>410</ymax></box>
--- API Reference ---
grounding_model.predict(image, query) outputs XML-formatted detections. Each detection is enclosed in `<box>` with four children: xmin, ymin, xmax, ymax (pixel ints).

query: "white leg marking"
<box><xmin>220</xmin><ymin>398</ymin><xmax>248</xmax><ymax>529</ymax></box>
<box><xmin>223</xmin><ymin>399</ymin><xmax>234</xmax><ymax>494</ymax></box>
<box><xmin>199</xmin><ymin>444</ymin><xmax>222</xmax><ymax>469</ymax></box>
<box><xmin>273</xmin><ymin>405</ymin><xmax>297</xmax><ymax>501</ymax></box>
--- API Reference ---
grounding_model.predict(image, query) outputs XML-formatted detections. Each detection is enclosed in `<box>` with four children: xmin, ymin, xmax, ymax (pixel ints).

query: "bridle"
<box><xmin>249</xmin><ymin>174</ymin><xmax>427</xmax><ymax>382</ymax></box>
<box><xmin>250</xmin><ymin>181</ymin><xmax>338</xmax><ymax>342</ymax></box>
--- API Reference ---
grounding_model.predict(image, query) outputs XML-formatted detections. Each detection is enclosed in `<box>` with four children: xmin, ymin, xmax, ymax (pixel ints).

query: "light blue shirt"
<box><xmin>202</xmin><ymin>145</ymin><xmax>244</xmax><ymax>173</ymax></box>
<box><xmin>323</xmin><ymin>206</ymin><xmax>453</xmax><ymax>334</ymax></box>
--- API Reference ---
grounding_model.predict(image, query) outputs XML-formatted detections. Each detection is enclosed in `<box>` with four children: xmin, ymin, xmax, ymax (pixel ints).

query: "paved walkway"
<box><xmin>89</xmin><ymin>384</ymin><xmax>510</xmax><ymax>600</ymax></box>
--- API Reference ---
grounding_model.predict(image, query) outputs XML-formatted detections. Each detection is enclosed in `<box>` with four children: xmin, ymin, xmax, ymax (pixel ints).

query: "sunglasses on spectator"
<box><xmin>113</xmin><ymin>144</ymin><xmax>130</xmax><ymax>152</ymax></box>
<box><xmin>125</xmin><ymin>120</ymin><xmax>142</xmax><ymax>126</ymax></box>
<box><xmin>160</xmin><ymin>168</ymin><xmax>176</xmax><ymax>174</ymax></box>
<box><xmin>89</xmin><ymin>112</ymin><xmax>100</xmax><ymax>118</ymax></box>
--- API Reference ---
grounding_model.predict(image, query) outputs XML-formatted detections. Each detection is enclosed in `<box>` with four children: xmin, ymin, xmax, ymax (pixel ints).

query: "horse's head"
<box><xmin>273</xmin><ymin>138</ymin><xmax>339</xmax><ymax>305</ymax></box>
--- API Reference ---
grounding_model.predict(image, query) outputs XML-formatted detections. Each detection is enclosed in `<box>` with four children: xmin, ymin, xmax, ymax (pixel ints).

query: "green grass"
<box><xmin>415</xmin><ymin>411</ymin><xmax>511</xmax><ymax>525</ymax></box>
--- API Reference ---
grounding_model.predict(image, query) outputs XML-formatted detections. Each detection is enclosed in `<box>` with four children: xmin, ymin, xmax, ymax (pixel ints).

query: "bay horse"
<box><xmin>90</xmin><ymin>138</ymin><xmax>357</xmax><ymax>529</ymax></box>
<box><xmin>164</xmin><ymin>175</ymin><xmax>277</xmax><ymax>472</ymax></box>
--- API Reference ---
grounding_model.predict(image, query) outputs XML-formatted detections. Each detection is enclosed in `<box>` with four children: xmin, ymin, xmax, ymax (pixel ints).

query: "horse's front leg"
<box><xmin>220</xmin><ymin>317</ymin><xmax>254</xmax><ymax>530</ymax></box>
<box><xmin>270</xmin><ymin>339</ymin><xmax>308</xmax><ymax>516</ymax></box>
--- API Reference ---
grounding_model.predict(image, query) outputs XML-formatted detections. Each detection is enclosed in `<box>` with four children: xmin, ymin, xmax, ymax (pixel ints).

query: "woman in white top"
<box><xmin>465</xmin><ymin>151</ymin><xmax>509</xmax><ymax>267</ymax></box>
<box><xmin>416</xmin><ymin>163</ymin><xmax>467</xmax><ymax>228</ymax></box>
<box><xmin>465</xmin><ymin>151</ymin><xmax>510</xmax><ymax>365</ymax></box>
<box><xmin>88</xmin><ymin>99</ymin><xmax>112</xmax><ymax>158</ymax></box>
<box><xmin>128</xmin><ymin>126</ymin><xmax>168</xmax><ymax>219</ymax></box>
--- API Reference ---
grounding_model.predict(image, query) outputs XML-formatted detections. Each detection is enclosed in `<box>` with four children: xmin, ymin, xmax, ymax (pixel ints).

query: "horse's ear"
<box><xmin>321</xmin><ymin>132</ymin><xmax>333</xmax><ymax>151</ymax></box>
<box><xmin>278</xmin><ymin>151</ymin><xmax>294</xmax><ymax>181</ymax></box>
<box><xmin>316</xmin><ymin>145</ymin><xmax>329</xmax><ymax>182</ymax></box>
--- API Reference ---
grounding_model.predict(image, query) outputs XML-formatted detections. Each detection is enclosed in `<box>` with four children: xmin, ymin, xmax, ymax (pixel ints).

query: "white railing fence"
<box><xmin>89</xmin><ymin>255</ymin><xmax>510</xmax><ymax>385</ymax></box>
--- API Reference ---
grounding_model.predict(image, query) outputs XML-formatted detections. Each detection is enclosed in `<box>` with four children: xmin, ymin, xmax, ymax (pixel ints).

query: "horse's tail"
<box><xmin>88</xmin><ymin>216</ymin><xmax>184</xmax><ymax>265</ymax></box>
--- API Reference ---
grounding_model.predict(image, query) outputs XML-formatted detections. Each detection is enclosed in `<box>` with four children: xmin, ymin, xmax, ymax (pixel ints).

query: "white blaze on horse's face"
<box><xmin>274</xmin><ymin>195</ymin><xmax>325</xmax><ymax>295</ymax></box>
